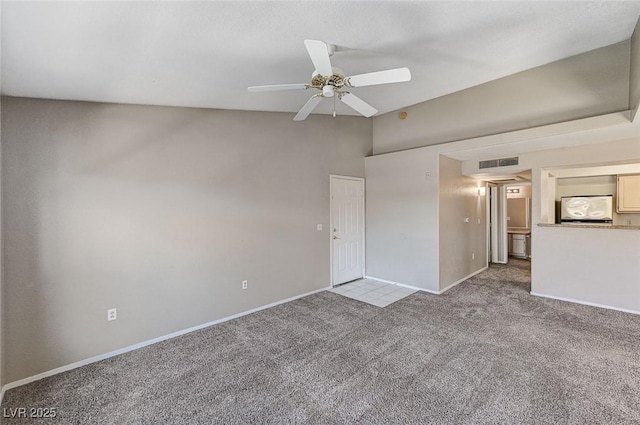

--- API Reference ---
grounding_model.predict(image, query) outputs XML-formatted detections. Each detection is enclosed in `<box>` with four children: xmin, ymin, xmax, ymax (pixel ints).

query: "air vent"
<box><xmin>479</xmin><ymin>156</ymin><xmax>519</xmax><ymax>169</ymax></box>
<box><xmin>479</xmin><ymin>159</ymin><xmax>498</xmax><ymax>169</ymax></box>
<box><xmin>498</xmin><ymin>157</ymin><xmax>519</xmax><ymax>167</ymax></box>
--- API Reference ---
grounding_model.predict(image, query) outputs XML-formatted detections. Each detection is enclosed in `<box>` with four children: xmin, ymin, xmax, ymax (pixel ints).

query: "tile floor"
<box><xmin>329</xmin><ymin>279</ymin><xmax>417</xmax><ymax>307</ymax></box>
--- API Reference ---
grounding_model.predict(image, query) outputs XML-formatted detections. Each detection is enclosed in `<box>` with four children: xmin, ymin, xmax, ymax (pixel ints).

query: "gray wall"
<box><xmin>364</xmin><ymin>147</ymin><xmax>488</xmax><ymax>293</ymax></box>
<box><xmin>1</xmin><ymin>96</ymin><xmax>372</xmax><ymax>383</ymax></box>
<box><xmin>373</xmin><ymin>41</ymin><xmax>630</xmax><ymax>154</ymax></box>
<box><xmin>534</xmin><ymin>226</ymin><xmax>640</xmax><ymax>312</ymax></box>
<box><xmin>525</xmin><ymin>139</ymin><xmax>640</xmax><ymax>312</ymax></box>
<box><xmin>438</xmin><ymin>156</ymin><xmax>487</xmax><ymax>290</ymax></box>
<box><xmin>631</xmin><ymin>17</ymin><xmax>640</xmax><ymax>121</ymax></box>
<box><xmin>365</xmin><ymin>149</ymin><xmax>439</xmax><ymax>291</ymax></box>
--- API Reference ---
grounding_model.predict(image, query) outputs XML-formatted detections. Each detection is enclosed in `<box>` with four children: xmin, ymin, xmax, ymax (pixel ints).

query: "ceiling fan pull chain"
<box><xmin>333</xmin><ymin>95</ymin><xmax>336</xmax><ymax>118</ymax></box>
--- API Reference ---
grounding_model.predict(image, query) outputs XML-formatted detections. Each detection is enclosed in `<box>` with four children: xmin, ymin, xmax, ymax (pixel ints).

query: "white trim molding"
<box><xmin>366</xmin><ymin>266</ymin><xmax>487</xmax><ymax>296</ymax></box>
<box><xmin>438</xmin><ymin>267</ymin><xmax>488</xmax><ymax>294</ymax></box>
<box><xmin>0</xmin><ymin>286</ymin><xmax>331</xmax><ymax>397</ymax></box>
<box><xmin>530</xmin><ymin>292</ymin><xmax>640</xmax><ymax>316</ymax></box>
<box><xmin>365</xmin><ymin>276</ymin><xmax>441</xmax><ymax>295</ymax></box>
<box><xmin>365</xmin><ymin>275</ymin><xmax>439</xmax><ymax>294</ymax></box>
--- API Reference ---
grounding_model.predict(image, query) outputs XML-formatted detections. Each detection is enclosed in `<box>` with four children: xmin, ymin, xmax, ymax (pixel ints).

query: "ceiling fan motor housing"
<box><xmin>311</xmin><ymin>68</ymin><xmax>345</xmax><ymax>90</ymax></box>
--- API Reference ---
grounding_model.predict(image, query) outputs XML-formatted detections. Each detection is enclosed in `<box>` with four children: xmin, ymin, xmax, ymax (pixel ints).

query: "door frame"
<box><xmin>490</xmin><ymin>184</ymin><xmax>509</xmax><ymax>264</ymax></box>
<box><xmin>486</xmin><ymin>183</ymin><xmax>494</xmax><ymax>265</ymax></box>
<box><xmin>329</xmin><ymin>175</ymin><xmax>365</xmax><ymax>287</ymax></box>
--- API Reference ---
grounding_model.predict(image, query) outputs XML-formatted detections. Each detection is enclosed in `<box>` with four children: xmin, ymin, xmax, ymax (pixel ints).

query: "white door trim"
<box><xmin>498</xmin><ymin>185</ymin><xmax>509</xmax><ymax>263</ymax></box>
<box><xmin>490</xmin><ymin>185</ymin><xmax>509</xmax><ymax>264</ymax></box>
<box><xmin>490</xmin><ymin>185</ymin><xmax>498</xmax><ymax>263</ymax></box>
<box><xmin>329</xmin><ymin>175</ymin><xmax>365</xmax><ymax>287</ymax></box>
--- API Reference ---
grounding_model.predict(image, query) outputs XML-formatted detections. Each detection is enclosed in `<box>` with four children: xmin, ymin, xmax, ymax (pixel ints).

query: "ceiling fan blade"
<box><xmin>347</xmin><ymin>67</ymin><xmax>411</xmax><ymax>88</ymax></box>
<box><xmin>304</xmin><ymin>40</ymin><xmax>333</xmax><ymax>77</ymax></box>
<box><xmin>248</xmin><ymin>84</ymin><xmax>307</xmax><ymax>92</ymax></box>
<box><xmin>293</xmin><ymin>95</ymin><xmax>323</xmax><ymax>121</ymax></box>
<box><xmin>340</xmin><ymin>93</ymin><xmax>378</xmax><ymax>118</ymax></box>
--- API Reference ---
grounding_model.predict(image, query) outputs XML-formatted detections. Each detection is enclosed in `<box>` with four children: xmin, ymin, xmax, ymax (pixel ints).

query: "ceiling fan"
<box><xmin>248</xmin><ymin>40</ymin><xmax>411</xmax><ymax>121</ymax></box>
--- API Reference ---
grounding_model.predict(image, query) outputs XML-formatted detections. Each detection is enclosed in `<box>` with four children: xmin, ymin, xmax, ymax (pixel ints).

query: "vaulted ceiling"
<box><xmin>2</xmin><ymin>2</ymin><xmax>640</xmax><ymax>118</ymax></box>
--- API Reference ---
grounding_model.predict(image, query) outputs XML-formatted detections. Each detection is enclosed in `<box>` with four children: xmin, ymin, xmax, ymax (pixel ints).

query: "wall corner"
<box><xmin>630</xmin><ymin>16</ymin><xmax>640</xmax><ymax>121</ymax></box>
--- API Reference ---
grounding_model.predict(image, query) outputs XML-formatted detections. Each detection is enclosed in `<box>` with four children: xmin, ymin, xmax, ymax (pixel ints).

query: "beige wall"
<box><xmin>438</xmin><ymin>156</ymin><xmax>487</xmax><ymax>291</ymax></box>
<box><xmin>534</xmin><ymin>226</ymin><xmax>640</xmax><ymax>312</ymax></box>
<box><xmin>507</xmin><ymin>198</ymin><xmax>529</xmax><ymax>229</ymax></box>
<box><xmin>1</xmin><ymin>96</ymin><xmax>372</xmax><ymax>383</ymax></box>
<box><xmin>365</xmin><ymin>148</ymin><xmax>439</xmax><ymax>291</ymax></box>
<box><xmin>631</xmin><ymin>17</ymin><xmax>640</xmax><ymax>121</ymax></box>
<box><xmin>526</xmin><ymin>139</ymin><xmax>640</xmax><ymax>312</ymax></box>
<box><xmin>364</xmin><ymin>146</ymin><xmax>487</xmax><ymax>293</ymax></box>
<box><xmin>373</xmin><ymin>41</ymin><xmax>630</xmax><ymax>154</ymax></box>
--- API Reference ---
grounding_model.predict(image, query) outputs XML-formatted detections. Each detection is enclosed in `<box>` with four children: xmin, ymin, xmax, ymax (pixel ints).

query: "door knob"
<box><xmin>333</xmin><ymin>236</ymin><xmax>340</xmax><ymax>240</ymax></box>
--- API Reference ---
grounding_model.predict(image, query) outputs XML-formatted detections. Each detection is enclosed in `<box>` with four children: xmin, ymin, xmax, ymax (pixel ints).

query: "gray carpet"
<box><xmin>3</xmin><ymin>259</ymin><xmax>640</xmax><ymax>424</ymax></box>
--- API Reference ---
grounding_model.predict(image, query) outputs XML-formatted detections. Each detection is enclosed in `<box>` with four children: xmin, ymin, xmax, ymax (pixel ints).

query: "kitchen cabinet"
<box><xmin>511</xmin><ymin>234</ymin><xmax>526</xmax><ymax>258</ymax></box>
<box><xmin>508</xmin><ymin>229</ymin><xmax>530</xmax><ymax>259</ymax></box>
<box><xmin>617</xmin><ymin>174</ymin><xmax>640</xmax><ymax>212</ymax></box>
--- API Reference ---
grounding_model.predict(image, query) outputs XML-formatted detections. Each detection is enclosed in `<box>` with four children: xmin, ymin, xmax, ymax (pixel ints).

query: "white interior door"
<box><xmin>331</xmin><ymin>176</ymin><xmax>365</xmax><ymax>286</ymax></box>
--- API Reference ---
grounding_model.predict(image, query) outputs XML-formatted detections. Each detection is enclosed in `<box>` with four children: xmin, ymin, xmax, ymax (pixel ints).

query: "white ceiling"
<box><xmin>2</xmin><ymin>1</ymin><xmax>640</xmax><ymax>118</ymax></box>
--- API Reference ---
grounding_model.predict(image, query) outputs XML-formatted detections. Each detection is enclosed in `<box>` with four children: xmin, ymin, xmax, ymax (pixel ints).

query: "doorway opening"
<box><xmin>486</xmin><ymin>173</ymin><xmax>532</xmax><ymax>266</ymax></box>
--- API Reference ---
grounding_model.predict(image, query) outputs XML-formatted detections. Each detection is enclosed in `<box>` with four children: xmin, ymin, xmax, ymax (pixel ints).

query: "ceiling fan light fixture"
<box><xmin>247</xmin><ymin>40</ymin><xmax>411</xmax><ymax>121</ymax></box>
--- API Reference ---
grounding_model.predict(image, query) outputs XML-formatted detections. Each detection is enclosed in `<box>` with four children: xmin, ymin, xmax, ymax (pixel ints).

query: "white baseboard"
<box><xmin>439</xmin><ymin>266</ymin><xmax>488</xmax><ymax>295</ymax></box>
<box><xmin>364</xmin><ymin>276</ymin><xmax>439</xmax><ymax>294</ymax></box>
<box><xmin>0</xmin><ymin>286</ymin><xmax>331</xmax><ymax>396</ymax></box>
<box><xmin>530</xmin><ymin>292</ymin><xmax>640</xmax><ymax>315</ymax></box>
<box><xmin>363</xmin><ymin>275</ymin><xmax>400</xmax><ymax>286</ymax></box>
<box><xmin>366</xmin><ymin>266</ymin><xmax>487</xmax><ymax>296</ymax></box>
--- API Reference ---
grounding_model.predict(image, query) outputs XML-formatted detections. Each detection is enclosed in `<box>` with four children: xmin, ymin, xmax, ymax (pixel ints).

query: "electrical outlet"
<box><xmin>242</xmin><ymin>280</ymin><xmax>248</xmax><ymax>290</ymax></box>
<box><xmin>317</xmin><ymin>224</ymin><xmax>322</xmax><ymax>231</ymax></box>
<box><xmin>628</xmin><ymin>219</ymin><xmax>633</xmax><ymax>225</ymax></box>
<box><xmin>107</xmin><ymin>308</ymin><xmax>117</xmax><ymax>321</ymax></box>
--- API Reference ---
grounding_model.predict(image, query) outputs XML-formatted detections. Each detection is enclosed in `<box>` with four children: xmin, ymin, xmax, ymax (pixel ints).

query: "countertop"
<box><xmin>537</xmin><ymin>223</ymin><xmax>640</xmax><ymax>230</ymax></box>
<box><xmin>507</xmin><ymin>229</ymin><xmax>531</xmax><ymax>235</ymax></box>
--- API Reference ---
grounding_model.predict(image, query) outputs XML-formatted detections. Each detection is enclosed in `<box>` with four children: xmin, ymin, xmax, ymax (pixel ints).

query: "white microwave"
<box><xmin>560</xmin><ymin>195</ymin><xmax>613</xmax><ymax>223</ymax></box>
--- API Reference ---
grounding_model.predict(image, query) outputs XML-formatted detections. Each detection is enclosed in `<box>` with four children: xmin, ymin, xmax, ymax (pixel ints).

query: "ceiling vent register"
<box><xmin>479</xmin><ymin>157</ymin><xmax>519</xmax><ymax>169</ymax></box>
